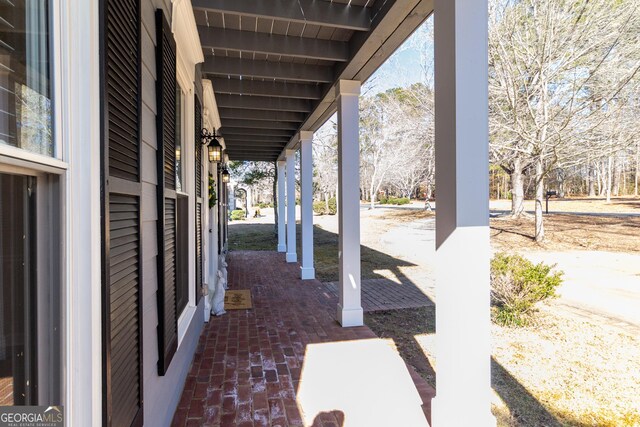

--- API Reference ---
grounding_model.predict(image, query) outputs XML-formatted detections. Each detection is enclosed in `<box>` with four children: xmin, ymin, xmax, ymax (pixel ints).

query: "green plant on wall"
<box><xmin>208</xmin><ymin>173</ymin><xmax>217</xmax><ymax>209</ymax></box>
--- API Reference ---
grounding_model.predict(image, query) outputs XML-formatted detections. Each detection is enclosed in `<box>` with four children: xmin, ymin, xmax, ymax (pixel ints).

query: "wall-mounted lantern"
<box><xmin>201</xmin><ymin>128</ymin><xmax>222</xmax><ymax>163</ymax></box>
<box><xmin>221</xmin><ymin>168</ymin><xmax>230</xmax><ymax>183</ymax></box>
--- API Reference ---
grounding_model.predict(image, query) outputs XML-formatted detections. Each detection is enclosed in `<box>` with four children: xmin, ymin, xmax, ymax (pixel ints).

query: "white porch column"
<box><xmin>432</xmin><ymin>0</ymin><xmax>495</xmax><ymax>426</ymax></box>
<box><xmin>299</xmin><ymin>131</ymin><xmax>315</xmax><ymax>279</ymax></box>
<box><xmin>277</xmin><ymin>160</ymin><xmax>287</xmax><ymax>252</ymax></box>
<box><xmin>336</xmin><ymin>80</ymin><xmax>363</xmax><ymax>327</ymax></box>
<box><xmin>285</xmin><ymin>149</ymin><xmax>297</xmax><ymax>263</ymax></box>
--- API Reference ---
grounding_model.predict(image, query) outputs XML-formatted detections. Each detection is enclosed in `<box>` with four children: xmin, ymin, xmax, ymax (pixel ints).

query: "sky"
<box><xmin>364</xmin><ymin>15</ymin><xmax>434</xmax><ymax>95</ymax></box>
<box><xmin>316</xmin><ymin>15</ymin><xmax>434</xmax><ymax>134</ymax></box>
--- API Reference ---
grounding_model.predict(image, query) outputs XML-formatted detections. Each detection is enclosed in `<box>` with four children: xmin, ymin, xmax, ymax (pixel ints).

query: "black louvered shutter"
<box><xmin>155</xmin><ymin>10</ymin><xmax>178</xmax><ymax>376</ymax></box>
<box><xmin>194</xmin><ymin>98</ymin><xmax>203</xmax><ymax>303</ymax></box>
<box><xmin>101</xmin><ymin>0</ymin><xmax>144</xmax><ymax>426</ymax></box>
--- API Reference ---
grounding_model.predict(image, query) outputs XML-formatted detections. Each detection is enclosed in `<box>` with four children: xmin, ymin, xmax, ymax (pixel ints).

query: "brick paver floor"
<box><xmin>323</xmin><ymin>278</ymin><xmax>433</xmax><ymax>312</ymax></box>
<box><xmin>172</xmin><ymin>251</ymin><xmax>434</xmax><ymax>427</ymax></box>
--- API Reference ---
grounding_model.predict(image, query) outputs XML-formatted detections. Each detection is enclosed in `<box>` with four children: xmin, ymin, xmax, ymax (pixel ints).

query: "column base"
<box><xmin>277</xmin><ymin>244</ymin><xmax>287</xmax><ymax>253</ymax></box>
<box><xmin>300</xmin><ymin>266</ymin><xmax>315</xmax><ymax>280</ymax></box>
<box><xmin>337</xmin><ymin>304</ymin><xmax>363</xmax><ymax>327</ymax></box>
<box><xmin>431</xmin><ymin>397</ymin><xmax>496</xmax><ymax>427</ymax></box>
<box><xmin>286</xmin><ymin>252</ymin><xmax>297</xmax><ymax>263</ymax></box>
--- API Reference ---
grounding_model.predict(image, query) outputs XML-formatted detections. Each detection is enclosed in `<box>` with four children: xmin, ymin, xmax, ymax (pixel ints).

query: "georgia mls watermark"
<box><xmin>0</xmin><ymin>406</ymin><xmax>63</xmax><ymax>427</ymax></box>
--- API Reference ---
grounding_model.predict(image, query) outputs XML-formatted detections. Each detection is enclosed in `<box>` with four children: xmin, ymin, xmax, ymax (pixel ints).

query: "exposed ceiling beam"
<box><xmin>192</xmin><ymin>0</ymin><xmax>371</xmax><ymax>32</ymax></box>
<box><xmin>223</xmin><ymin>134</ymin><xmax>290</xmax><ymax>143</ymax></box>
<box><xmin>221</xmin><ymin>119</ymin><xmax>300</xmax><ymax>130</ymax></box>
<box><xmin>226</xmin><ymin>152</ymin><xmax>279</xmax><ymax>157</ymax></box>
<box><xmin>214</xmin><ymin>94</ymin><xmax>312</xmax><ymax>112</ymax></box>
<box><xmin>229</xmin><ymin>158</ymin><xmax>278</xmax><ymax>162</ymax></box>
<box><xmin>221</xmin><ymin>127</ymin><xmax>295</xmax><ymax>138</ymax></box>
<box><xmin>210</xmin><ymin>78</ymin><xmax>323</xmax><ymax>100</ymax></box>
<box><xmin>203</xmin><ymin>57</ymin><xmax>333</xmax><ymax>83</ymax></box>
<box><xmin>200</xmin><ymin>27</ymin><xmax>349</xmax><ymax>62</ymax></box>
<box><xmin>225</xmin><ymin>146</ymin><xmax>286</xmax><ymax>152</ymax></box>
<box><xmin>218</xmin><ymin>108</ymin><xmax>305</xmax><ymax>123</ymax></box>
<box><xmin>228</xmin><ymin>157</ymin><xmax>279</xmax><ymax>162</ymax></box>
<box><xmin>224</xmin><ymin>140</ymin><xmax>287</xmax><ymax>147</ymax></box>
<box><xmin>226</xmin><ymin>148</ymin><xmax>283</xmax><ymax>154</ymax></box>
<box><xmin>226</xmin><ymin>150</ymin><xmax>282</xmax><ymax>158</ymax></box>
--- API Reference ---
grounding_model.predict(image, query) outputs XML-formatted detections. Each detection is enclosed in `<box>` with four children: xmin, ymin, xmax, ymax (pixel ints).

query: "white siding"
<box><xmin>139</xmin><ymin>4</ymin><xmax>204</xmax><ymax>427</ymax></box>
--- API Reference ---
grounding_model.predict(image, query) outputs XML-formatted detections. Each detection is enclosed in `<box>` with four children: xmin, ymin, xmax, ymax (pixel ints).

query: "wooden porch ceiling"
<box><xmin>193</xmin><ymin>0</ymin><xmax>434</xmax><ymax>162</ymax></box>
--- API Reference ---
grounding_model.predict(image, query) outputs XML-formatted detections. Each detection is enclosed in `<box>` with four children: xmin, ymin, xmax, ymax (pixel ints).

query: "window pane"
<box><xmin>0</xmin><ymin>1</ymin><xmax>53</xmax><ymax>156</ymax></box>
<box><xmin>176</xmin><ymin>194</ymin><xmax>189</xmax><ymax>315</ymax></box>
<box><xmin>0</xmin><ymin>173</ymin><xmax>37</xmax><ymax>405</ymax></box>
<box><xmin>175</xmin><ymin>88</ymin><xmax>182</xmax><ymax>191</ymax></box>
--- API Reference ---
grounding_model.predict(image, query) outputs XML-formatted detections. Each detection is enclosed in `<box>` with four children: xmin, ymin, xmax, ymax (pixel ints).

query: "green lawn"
<box><xmin>228</xmin><ymin>221</ymin><xmax>415</xmax><ymax>282</ymax></box>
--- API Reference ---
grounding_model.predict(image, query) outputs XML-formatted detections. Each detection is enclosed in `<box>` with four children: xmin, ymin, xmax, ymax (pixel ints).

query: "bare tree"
<box><xmin>489</xmin><ymin>0</ymin><xmax>640</xmax><ymax>241</ymax></box>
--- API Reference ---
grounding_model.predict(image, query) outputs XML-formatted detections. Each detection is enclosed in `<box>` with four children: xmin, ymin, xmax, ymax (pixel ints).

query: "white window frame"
<box><xmin>175</xmin><ymin>52</ymin><xmax>197</xmax><ymax>347</ymax></box>
<box><xmin>2</xmin><ymin>1</ymin><xmax>113</xmax><ymax>425</ymax></box>
<box><xmin>56</xmin><ymin>1</ymin><xmax>103</xmax><ymax>425</ymax></box>
<box><xmin>0</xmin><ymin>0</ymin><xmax>66</xmax><ymax>172</ymax></box>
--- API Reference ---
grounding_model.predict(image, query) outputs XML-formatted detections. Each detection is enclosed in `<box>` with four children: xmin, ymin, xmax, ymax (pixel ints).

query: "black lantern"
<box><xmin>201</xmin><ymin>128</ymin><xmax>222</xmax><ymax>162</ymax></box>
<box><xmin>221</xmin><ymin>168</ymin><xmax>230</xmax><ymax>183</ymax></box>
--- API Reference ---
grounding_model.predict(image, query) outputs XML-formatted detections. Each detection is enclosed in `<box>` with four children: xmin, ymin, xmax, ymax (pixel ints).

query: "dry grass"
<box><xmin>491</xmin><ymin>306</ymin><xmax>640</xmax><ymax>427</ymax></box>
<box><xmin>228</xmin><ymin>221</ymin><xmax>415</xmax><ymax>283</ymax></box>
<box><xmin>490</xmin><ymin>196</ymin><xmax>640</xmax><ymax>214</ymax></box>
<box><xmin>366</xmin><ymin>306</ymin><xmax>640</xmax><ymax>427</ymax></box>
<box><xmin>490</xmin><ymin>214</ymin><xmax>640</xmax><ymax>253</ymax></box>
<box><xmin>363</xmin><ymin>205</ymin><xmax>640</xmax><ymax>427</ymax></box>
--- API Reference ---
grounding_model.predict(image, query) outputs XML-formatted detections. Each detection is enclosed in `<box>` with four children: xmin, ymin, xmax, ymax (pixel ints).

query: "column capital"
<box><xmin>277</xmin><ymin>159</ymin><xmax>286</xmax><ymax>167</ymax></box>
<box><xmin>336</xmin><ymin>80</ymin><xmax>361</xmax><ymax>97</ymax></box>
<box><xmin>298</xmin><ymin>130</ymin><xmax>314</xmax><ymax>143</ymax></box>
<box><xmin>285</xmin><ymin>148</ymin><xmax>297</xmax><ymax>157</ymax></box>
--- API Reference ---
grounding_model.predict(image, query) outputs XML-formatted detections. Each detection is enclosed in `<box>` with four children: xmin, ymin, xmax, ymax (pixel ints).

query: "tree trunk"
<box><xmin>612</xmin><ymin>155</ymin><xmax>621</xmax><ymax>197</ymax></box>
<box><xmin>588</xmin><ymin>163</ymin><xmax>596</xmax><ymax>197</ymax></box>
<box><xmin>622</xmin><ymin>162</ymin><xmax>627</xmax><ymax>196</ymax></box>
<box><xmin>633</xmin><ymin>141</ymin><xmax>640</xmax><ymax>197</ymax></box>
<box><xmin>534</xmin><ymin>158</ymin><xmax>545</xmax><ymax>242</ymax></box>
<box><xmin>510</xmin><ymin>157</ymin><xmax>525</xmax><ymax>216</ymax></box>
<box><xmin>325</xmin><ymin>192</ymin><xmax>330</xmax><ymax>212</ymax></box>
<box><xmin>597</xmin><ymin>162</ymin><xmax>604</xmax><ymax>196</ymax></box>
<box><xmin>606</xmin><ymin>155</ymin><xmax>613</xmax><ymax>203</ymax></box>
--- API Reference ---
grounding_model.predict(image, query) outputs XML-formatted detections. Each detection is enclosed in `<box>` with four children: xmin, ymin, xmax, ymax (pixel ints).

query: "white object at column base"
<box><xmin>286</xmin><ymin>252</ymin><xmax>297</xmax><ymax>263</ymax></box>
<box><xmin>300</xmin><ymin>267</ymin><xmax>315</xmax><ymax>280</ymax></box>
<box><xmin>203</xmin><ymin>285</ymin><xmax>211</xmax><ymax>322</ymax></box>
<box><xmin>337</xmin><ymin>304</ymin><xmax>363</xmax><ymax>327</ymax></box>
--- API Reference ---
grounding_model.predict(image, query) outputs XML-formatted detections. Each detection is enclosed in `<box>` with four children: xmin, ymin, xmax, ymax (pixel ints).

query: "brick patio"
<box><xmin>172</xmin><ymin>251</ymin><xmax>435</xmax><ymax>427</ymax></box>
<box><xmin>323</xmin><ymin>278</ymin><xmax>433</xmax><ymax>312</ymax></box>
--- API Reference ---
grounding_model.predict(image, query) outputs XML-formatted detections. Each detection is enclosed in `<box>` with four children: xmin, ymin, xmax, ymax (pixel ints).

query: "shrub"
<box><xmin>379</xmin><ymin>196</ymin><xmax>410</xmax><ymax>205</ymax></box>
<box><xmin>490</xmin><ymin>252</ymin><xmax>563</xmax><ymax>327</ymax></box>
<box><xmin>327</xmin><ymin>197</ymin><xmax>337</xmax><ymax>215</ymax></box>
<box><xmin>389</xmin><ymin>197</ymin><xmax>410</xmax><ymax>205</ymax></box>
<box><xmin>257</xmin><ymin>202</ymin><xmax>273</xmax><ymax>209</ymax></box>
<box><xmin>313</xmin><ymin>198</ymin><xmax>337</xmax><ymax>215</ymax></box>
<box><xmin>378</xmin><ymin>196</ymin><xmax>388</xmax><ymax>204</ymax></box>
<box><xmin>313</xmin><ymin>200</ymin><xmax>326</xmax><ymax>215</ymax></box>
<box><xmin>230</xmin><ymin>209</ymin><xmax>246</xmax><ymax>221</ymax></box>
